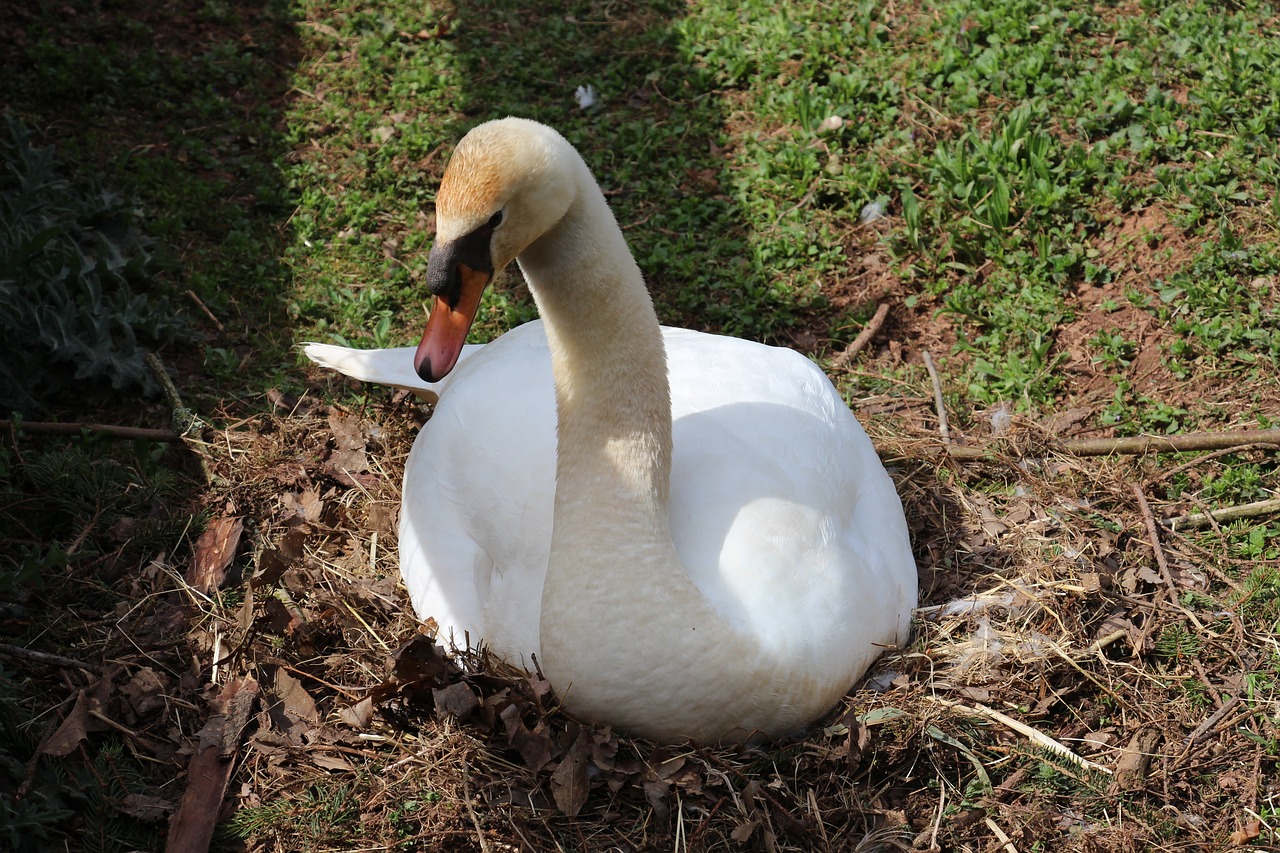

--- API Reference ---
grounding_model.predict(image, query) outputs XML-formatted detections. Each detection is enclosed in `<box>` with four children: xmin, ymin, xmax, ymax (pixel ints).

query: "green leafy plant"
<box><xmin>0</xmin><ymin>116</ymin><xmax>190</xmax><ymax>411</ymax></box>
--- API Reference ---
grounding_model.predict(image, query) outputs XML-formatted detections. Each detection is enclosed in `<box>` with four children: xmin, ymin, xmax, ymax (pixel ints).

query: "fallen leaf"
<box><xmin>313</xmin><ymin>752</ymin><xmax>356</xmax><ymax>772</ymax></box>
<box><xmin>281</xmin><ymin>488</ymin><xmax>323</xmax><ymax>523</ymax></box>
<box><xmin>186</xmin><ymin>516</ymin><xmax>243</xmax><ymax>594</ymax></box>
<box><xmin>1230</xmin><ymin>819</ymin><xmax>1262</xmax><ymax>846</ymax></box>
<box><xmin>117</xmin><ymin>793</ymin><xmax>175</xmax><ymax>821</ymax></box>
<box><xmin>643</xmin><ymin>779</ymin><xmax>670</xmax><ymax>821</ymax></box>
<box><xmin>731</xmin><ymin>820</ymin><xmax>760</xmax><ymax>843</ymax></box>
<box><xmin>325</xmin><ymin>412</ymin><xmax>369</xmax><ymax>484</ymax></box>
<box><xmin>551</xmin><ymin>728</ymin><xmax>593</xmax><ymax>817</ymax></box>
<box><xmin>1044</xmin><ymin>406</ymin><xmax>1092</xmax><ymax>436</ymax></box>
<box><xmin>274</xmin><ymin>668</ymin><xmax>318</xmax><ymax>725</ymax></box>
<box><xmin>432</xmin><ymin>681</ymin><xmax>479</xmax><ymax>720</ymax></box>
<box><xmin>338</xmin><ymin>697</ymin><xmax>374</xmax><ymax>729</ymax></box>
<box><xmin>42</xmin><ymin>691</ymin><xmax>94</xmax><ymax>757</ymax></box>
<box><xmin>393</xmin><ymin>636</ymin><xmax>461</xmax><ymax>684</ymax></box>
<box><xmin>1109</xmin><ymin>729</ymin><xmax>1161</xmax><ymax>793</ymax></box>
<box><xmin>501</xmin><ymin>704</ymin><xmax>554</xmax><ymax>773</ymax></box>
<box><xmin>121</xmin><ymin>667</ymin><xmax>168</xmax><ymax>719</ymax></box>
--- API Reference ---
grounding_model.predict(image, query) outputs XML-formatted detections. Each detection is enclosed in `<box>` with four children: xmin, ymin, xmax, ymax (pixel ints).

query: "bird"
<box><xmin>305</xmin><ymin>117</ymin><xmax>917</xmax><ymax>744</ymax></box>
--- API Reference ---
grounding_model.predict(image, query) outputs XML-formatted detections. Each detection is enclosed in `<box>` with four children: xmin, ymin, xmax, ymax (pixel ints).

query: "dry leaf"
<box><xmin>432</xmin><ymin>681</ymin><xmax>479</xmax><ymax>719</ymax></box>
<box><xmin>42</xmin><ymin>691</ymin><xmax>93</xmax><ymax>757</ymax></box>
<box><xmin>281</xmin><ymin>488</ymin><xmax>323</xmax><ymax>522</ymax></box>
<box><xmin>551</xmin><ymin>728</ymin><xmax>593</xmax><ymax>816</ymax></box>
<box><xmin>1230</xmin><ymin>819</ymin><xmax>1262</xmax><ymax>846</ymax></box>
<box><xmin>313</xmin><ymin>752</ymin><xmax>356</xmax><ymax>772</ymax></box>
<box><xmin>274</xmin><ymin>668</ymin><xmax>318</xmax><ymax>725</ymax></box>
<box><xmin>338</xmin><ymin>697</ymin><xmax>374</xmax><ymax>729</ymax></box>
<box><xmin>117</xmin><ymin>793</ymin><xmax>175</xmax><ymax>821</ymax></box>
<box><xmin>731</xmin><ymin>820</ymin><xmax>760</xmax><ymax>843</ymax></box>
<box><xmin>1110</xmin><ymin>729</ymin><xmax>1161</xmax><ymax>793</ymax></box>
<box><xmin>326</xmin><ymin>412</ymin><xmax>369</xmax><ymax>483</ymax></box>
<box><xmin>186</xmin><ymin>516</ymin><xmax>243</xmax><ymax>594</ymax></box>
<box><xmin>501</xmin><ymin>704</ymin><xmax>554</xmax><ymax>773</ymax></box>
<box><xmin>121</xmin><ymin>667</ymin><xmax>168</xmax><ymax>719</ymax></box>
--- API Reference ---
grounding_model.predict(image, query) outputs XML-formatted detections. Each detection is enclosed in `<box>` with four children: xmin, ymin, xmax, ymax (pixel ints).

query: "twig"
<box><xmin>462</xmin><ymin>757</ymin><xmax>494</xmax><ymax>853</ymax></box>
<box><xmin>145</xmin><ymin>352</ymin><xmax>216</xmax><ymax>483</ymax></box>
<box><xmin>984</xmin><ymin>817</ymin><xmax>1020</xmax><ymax>853</ymax></box>
<box><xmin>1163</xmin><ymin>497</ymin><xmax>1280</xmax><ymax>530</ymax></box>
<box><xmin>87</xmin><ymin>709</ymin><xmax>167</xmax><ymax>755</ymax></box>
<box><xmin>184</xmin><ymin>289</ymin><xmax>225</xmax><ymax>332</ymax></box>
<box><xmin>930</xmin><ymin>696</ymin><xmax>1112</xmax><ymax>776</ymax></box>
<box><xmin>921</xmin><ymin>350</ymin><xmax>950</xmax><ymax>445</ymax></box>
<box><xmin>1150</xmin><ymin>442</ymin><xmax>1277</xmax><ymax>484</ymax></box>
<box><xmin>1074</xmin><ymin>630</ymin><xmax>1126</xmax><ymax>660</ymax></box>
<box><xmin>0</xmin><ymin>419</ymin><xmax>181</xmax><ymax>443</ymax></box>
<box><xmin>1131</xmin><ymin>486</ymin><xmax>1178</xmax><ymax>605</ymax></box>
<box><xmin>1056</xmin><ymin>428</ymin><xmax>1280</xmax><ymax>457</ymax></box>
<box><xmin>832</xmin><ymin>303</ymin><xmax>889</xmax><ymax>368</ymax></box>
<box><xmin>0</xmin><ymin>641</ymin><xmax>99</xmax><ymax>673</ymax></box>
<box><xmin>940</xmin><ymin>427</ymin><xmax>1280</xmax><ymax>461</ymax></box>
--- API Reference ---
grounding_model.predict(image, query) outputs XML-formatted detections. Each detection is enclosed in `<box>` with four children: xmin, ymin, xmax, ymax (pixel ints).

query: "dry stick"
<box><xmin>1132</xmin><ymin>484</ymin><xmax>1206</xmax><ymax>633</ymax></box>
<box><xmin>0</xmin><ymin>641</ymin><xmax>99</xmax><ymax>673</ymax></box>
<box><xmin>184</xmin><ymin>289</ymin><xmax>224</xmax><ymax>332</ymax></box>
<box><xmin>984</xmin><ymin>817</ymin><xmax>1020</xmax><ymax>853</ymax></box>
<box><xmin>942</xmin><ymin>427</ymin><xmax>1280</xmax><ymax>461</ymax></box>
<box><xmin>145</xmin><ymin>352</ymin><xmax>216</xmax><ymax>483</ymax></box>
<box><xmin>0</xmin><ymin>418</ymin><xmax>181</xmax><ymax>443</ymax></box>
<box><xmin>461</xmin><ymin>758</ymin><xmax>494</xmax><ymax>853</ymax></box>
<box><xmin>832</xmin><ymin>303</ymin><xmax>889</xmax><ymax>368</ymax></box>
<box><xmin>1150</xmin><ymin>442</ymin><xmax>1279</xmax><ymax>484</ymax></box>
<box><xmin>930</xmin><ymin>696</ymin><xmax>1112</xmax><ymax>776</ymax></box>
<box><xmin>921</xmin><ymin>350</ymin><xmax>951</xmax><ymax>445</ymax></box>
<box><xmin>1164</xmin><ymin>497</ymin><xmax>1280</xmax><ymax>531</ymax></box>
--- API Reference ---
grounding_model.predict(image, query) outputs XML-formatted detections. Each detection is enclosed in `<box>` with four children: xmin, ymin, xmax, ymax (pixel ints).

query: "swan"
<box><xmin>305</xmin><ymin>117</ymin><xmax>917</xmax><ymax>743</ymax></box>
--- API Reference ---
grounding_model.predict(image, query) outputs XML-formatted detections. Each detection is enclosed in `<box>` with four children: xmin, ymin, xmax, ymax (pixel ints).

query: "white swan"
<box><xmin>305</xmin><ymin>118</ymin><xmax>917</xmax><ymax>743</ymax></box>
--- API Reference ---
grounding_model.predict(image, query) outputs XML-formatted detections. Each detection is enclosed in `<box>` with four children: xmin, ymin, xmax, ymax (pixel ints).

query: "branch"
<box><xmin>832</xmin><ymin>303</ymin><xmax>889</xmax><ymax>368</ymax></box>
<box><xmin>0</xmin><ymin>641</ymin><xmax>99</xmax><ymax>673</ymax></box>
<box><xmin>922</xmin><ymin>350</ymin><xmax>951</xmax><ymax>445</ymax></box>
<box><xmin>0</xmin><ymin>419</ymin><xmax>181</xmax><ymax>443</ymax></box>
<box><xmin>1163</xmin><ymin>497</ymin><xmax>1280</xmax><ymax>530</ymax></box>
<box><xmin>941</xmin><ymin>428</ymin><xmax>1280</xmax><ymax>461</ymax></box>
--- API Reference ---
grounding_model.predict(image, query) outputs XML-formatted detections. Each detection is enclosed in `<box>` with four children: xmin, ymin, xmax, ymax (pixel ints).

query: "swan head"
<box><xmin>415</xmin><ymin>118</ymin><xmax>579</xmax><ymax>381</ymax></box>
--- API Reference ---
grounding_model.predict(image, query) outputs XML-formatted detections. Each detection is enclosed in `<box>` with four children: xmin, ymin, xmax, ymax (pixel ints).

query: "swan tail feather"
<box><xmin>302</xmin><ymin>343</ymin><xmax>464</xmax><ymax>400</ymax></box>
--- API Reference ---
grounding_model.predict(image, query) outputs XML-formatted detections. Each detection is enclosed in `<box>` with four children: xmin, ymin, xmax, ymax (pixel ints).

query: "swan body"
<box><xmin>305</xmin><ymin>118</ymin><xmax>916</xmax><ymax>743</ymax></box>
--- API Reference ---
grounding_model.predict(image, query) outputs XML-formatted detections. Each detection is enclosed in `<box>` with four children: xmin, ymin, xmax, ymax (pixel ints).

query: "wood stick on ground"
<box><xmin>1163</xmin><ymin>497</ymin><xmax>1280</xmax><ymax>530</ymax></box>
<box><xmin>832</xmin><ymin>303</ymin><xmax>889</xmax><ymax>368</ymax></box>
<box><xmin>1150</xmin><ymin>442</ymin><xmax>1278</xmax><ymax>484</ymax></box>
<box><xmin>922</xmin><ymin>350</ymin><xmax>951</xmax><ymax>445</ymax></box>
<box><xmin>942</xmin><ymin>427</ymin><xmax>1280</xmax><ymax>461</ymax></box>
<box><xmin>165</xmin><ymin>676</ymin><xmax>258</xmax><ymax>853</ymax></box>
<box><xmin>1133</xmin><ymin>484</ymin><xmax>1205</xmax><ymax>632</ymax></box>
<box><xmin>0</xmin><ymin>419</ymin><xmax>182</xmax><ymax>443</ymax></box>
<box><xmin>0</xmin><ymin>642</ymin><xmax>99</xmax><ymax>673</ymax></box>
<box><xmin>984</xmin><ymin>817</ymin><xmax>1020</xmax><ymax>853</ymax></box>
<box><xmin>184</xmin><ymin>289</ymin><xmax>225</xmax><ymax>332</ymax></box>
<box><xmin>462</xmin><ymin>758</ymin><xmax>495</xmax><ymax>853</ymax></box>
<box><xmin>931</xmin><ymin>696</ymin><xmax>1112</xmax><ymax>776</ymax></box>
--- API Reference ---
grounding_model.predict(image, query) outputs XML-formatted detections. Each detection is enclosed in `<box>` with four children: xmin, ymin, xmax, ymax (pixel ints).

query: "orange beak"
<box><xmin>413</xmin><ymin>263</ymin><xmax>490</xmax><ymax>382</ymax></box>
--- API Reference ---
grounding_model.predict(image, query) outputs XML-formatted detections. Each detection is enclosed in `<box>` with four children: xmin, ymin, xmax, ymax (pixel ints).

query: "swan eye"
<box><xmin>487</xmin><ymin>210</ymin><xmax>504</xmax><ymax>228</ymax></box>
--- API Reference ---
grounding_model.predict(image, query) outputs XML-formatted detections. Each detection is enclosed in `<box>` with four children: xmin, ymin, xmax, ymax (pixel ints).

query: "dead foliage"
<box><xmin>4</xmin><ymin>338</ymin><xmax>1278</xmax><ymax>852</ymax></box>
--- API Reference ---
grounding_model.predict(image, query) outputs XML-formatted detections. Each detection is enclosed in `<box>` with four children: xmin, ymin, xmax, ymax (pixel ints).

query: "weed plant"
<box><xmin>0</xmin><ymin>118</ymin><xmax>190</xmax><ymax>412</ymax></box>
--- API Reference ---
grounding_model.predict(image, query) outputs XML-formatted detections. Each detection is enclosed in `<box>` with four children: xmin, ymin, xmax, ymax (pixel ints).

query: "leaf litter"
<box><xmin>8</xmin><ymin>375</ymin><xmax>1279</xmax><ymax>852</ymax></box>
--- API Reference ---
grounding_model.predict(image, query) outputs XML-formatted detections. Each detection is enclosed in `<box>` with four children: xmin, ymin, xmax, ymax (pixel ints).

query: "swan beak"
<box><xmin>414</xmin><ymin>263</ymin><xmax>490</xmax><ymax>382</ymax></box>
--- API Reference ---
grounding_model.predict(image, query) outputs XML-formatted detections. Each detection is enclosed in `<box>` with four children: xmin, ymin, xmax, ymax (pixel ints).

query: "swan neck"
<box><xmin>517</xmin><ymin>175</ymin><xmax>673</xmax><ymax>518</ymax></box>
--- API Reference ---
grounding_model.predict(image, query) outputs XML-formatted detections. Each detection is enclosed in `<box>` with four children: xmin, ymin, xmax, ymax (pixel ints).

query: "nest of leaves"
<box><xmin>128</xmin><ymin>356</ymin><xmax>1268</xmax><ymax>853</ymax></box>
<box><xmin>8</xmin><ymin>361</ymin><xmax>1277</xmax><ymax>853</ymax></box>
